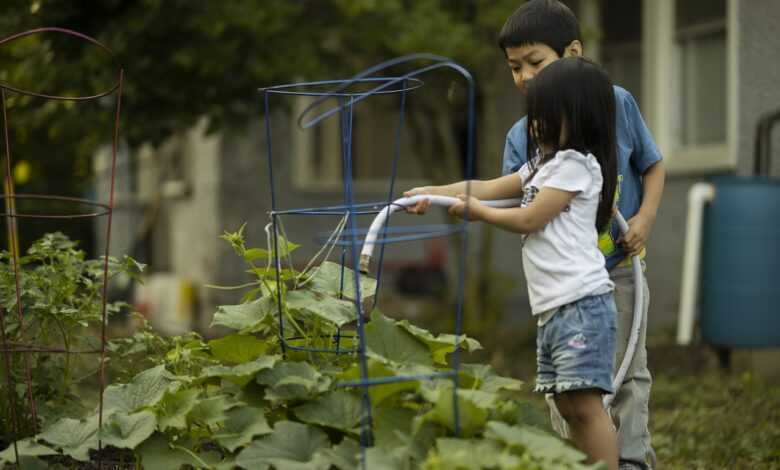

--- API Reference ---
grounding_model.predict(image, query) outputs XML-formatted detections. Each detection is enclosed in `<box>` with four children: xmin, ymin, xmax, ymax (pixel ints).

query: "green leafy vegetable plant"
<box><xmin>0</xmin><ymin>232</ymin><xmax>144</xmax><ymax>445</ymax></box>
<box><xmin>1</xmin><ymin>228</ymin><xmax>599</xmax><ymax>469</ymax></box>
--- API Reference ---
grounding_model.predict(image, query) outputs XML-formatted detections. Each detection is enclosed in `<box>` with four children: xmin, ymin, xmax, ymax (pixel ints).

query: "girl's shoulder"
<box><xmin>538</xmin><ymin>149</ymin><xmax>601</xmax><ymax>174</ymax></box>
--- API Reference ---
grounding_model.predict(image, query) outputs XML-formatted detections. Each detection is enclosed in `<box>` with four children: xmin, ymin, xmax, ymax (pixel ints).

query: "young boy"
<box><xmin>498</xmin><ymin>2</ymin><xmax>665</xmax><ymax>469</ymax></box>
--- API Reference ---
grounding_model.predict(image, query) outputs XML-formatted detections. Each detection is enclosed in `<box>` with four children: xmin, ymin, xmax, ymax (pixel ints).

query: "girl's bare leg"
<box><xmin>554</xmin><ymin>389</ymin><xmax>618</xmax><ymax>470</ymax></box>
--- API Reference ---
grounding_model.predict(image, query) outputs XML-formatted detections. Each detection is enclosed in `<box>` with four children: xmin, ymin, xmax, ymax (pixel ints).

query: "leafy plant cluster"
<box><xmin>1</xmin><ymin>228</ymin><xmax>597</xmax><ymax>469</ymax></box>
<box><xmin>0</xmin><ymin>232</ymin><xmax>144</xmax><ymax>443</ymax></box>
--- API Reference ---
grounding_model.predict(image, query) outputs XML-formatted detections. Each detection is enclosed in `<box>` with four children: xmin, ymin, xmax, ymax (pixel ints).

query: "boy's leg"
<box><xmin>555</xmin><ymin>390</ymin><xmax>618</xmax><ymax>470</ymax></box>
<box><xmin>609</xmin><ymin>264</ymin><xmax>655</xmax><ymax>469</ymax></box>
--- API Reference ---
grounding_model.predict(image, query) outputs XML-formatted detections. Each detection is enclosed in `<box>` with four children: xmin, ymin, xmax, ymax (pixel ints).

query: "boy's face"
<box><xmin>505</xmin><ymin>41</ymin><xmax>581</xmax><ymax>94</ymax></box>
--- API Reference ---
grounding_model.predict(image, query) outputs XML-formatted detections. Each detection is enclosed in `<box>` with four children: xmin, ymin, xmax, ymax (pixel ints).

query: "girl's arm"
<box><xmin>450</xmin><ymin>187</ymin><xmax>576</xmax><ymax>234</ymax></box>
<box><xmin>404</xmin><ymin>173</ymin><xmax>524</xmax><ymax>213</ymax></box>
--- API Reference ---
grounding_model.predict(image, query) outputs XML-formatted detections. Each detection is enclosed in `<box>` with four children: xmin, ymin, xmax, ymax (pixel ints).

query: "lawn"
<box><xmin>487</xmin><ymin>324</ymin><xmax>780</xmax><ymax>470</ymax></box>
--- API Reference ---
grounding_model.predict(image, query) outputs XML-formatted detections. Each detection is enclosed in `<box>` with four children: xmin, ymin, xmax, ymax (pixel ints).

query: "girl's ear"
<box><xmin>563</xmin><ymin>40</ymin><xmax>583</xmax><ymax>57</ymax></box>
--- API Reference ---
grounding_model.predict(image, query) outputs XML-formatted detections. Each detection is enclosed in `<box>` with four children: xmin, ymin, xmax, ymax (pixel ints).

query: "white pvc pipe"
<box><xmin>677</xmin><ymin>182</ymin><xmax>716</xmax><ymax>345</ymax></box>
<box><xmin>360</xmin><ymin>195</ymin><xmax>643</xmax><ymax>408</ymax></box>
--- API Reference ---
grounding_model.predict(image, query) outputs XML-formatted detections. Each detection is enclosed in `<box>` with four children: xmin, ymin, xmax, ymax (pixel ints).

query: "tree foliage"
<box><xmin>1</xmin><ymin>0</ymin><xmax>520</xmax><ymax>155</ymax></box>
<box><xmin>0</xmin><ymin>0</ymin><xmax>524</xmax><ymax>335</ymax></box>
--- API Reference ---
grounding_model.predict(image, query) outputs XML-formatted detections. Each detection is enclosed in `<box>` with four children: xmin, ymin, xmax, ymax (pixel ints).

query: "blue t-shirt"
<box><xmin>501</xmin><ymin>86</ymin><xmax>662</xmax><ymax>270</ymax></box>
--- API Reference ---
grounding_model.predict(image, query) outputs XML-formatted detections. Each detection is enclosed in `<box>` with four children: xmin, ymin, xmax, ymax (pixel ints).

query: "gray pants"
<box><xmin>546</xmin><ymin>264</ymin><xmax>655</xmax><ymax>469</ymax></box>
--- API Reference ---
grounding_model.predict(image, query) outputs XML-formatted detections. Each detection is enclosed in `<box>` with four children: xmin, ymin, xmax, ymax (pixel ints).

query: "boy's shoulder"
<box><xmin>612</xmin><ymin>85</ymin><xmax>641</xmax><ymax>114</ymax></box>
<box><xmin>507</xmin><ymin>115</ymin><xmax>528</xmax><ymax>142</ymax></box>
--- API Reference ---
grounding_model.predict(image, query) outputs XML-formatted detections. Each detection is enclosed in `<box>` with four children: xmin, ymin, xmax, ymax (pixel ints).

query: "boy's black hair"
<box><xmin>498</xmin><ymin>0</ymin><xmax>581</xmax><ymax>57</ymax></box>
<box><xmin>525</xmin><ymin>57</ymin><xmax>617</xmax><ymax>234</ymax></box>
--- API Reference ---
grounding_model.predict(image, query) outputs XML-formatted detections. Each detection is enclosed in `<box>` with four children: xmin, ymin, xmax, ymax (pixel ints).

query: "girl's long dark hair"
<box><xmin>525</xmin><ymin>56</ymin><xmax>617</xmax><ymax>234</ymax></box>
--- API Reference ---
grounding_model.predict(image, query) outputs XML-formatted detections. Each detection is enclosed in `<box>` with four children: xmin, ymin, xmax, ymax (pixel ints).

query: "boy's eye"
<box><xmin>530</xmin><ymin>60</ymin><xmax>543</xmax><ymax>67</ymax></box>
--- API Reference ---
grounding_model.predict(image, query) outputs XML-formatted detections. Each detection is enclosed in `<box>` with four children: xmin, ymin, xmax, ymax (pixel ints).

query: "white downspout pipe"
<box><xmin>677</xmin><ymin>182</ymin><xmax>716</xmax><ymax>345</ymax></box>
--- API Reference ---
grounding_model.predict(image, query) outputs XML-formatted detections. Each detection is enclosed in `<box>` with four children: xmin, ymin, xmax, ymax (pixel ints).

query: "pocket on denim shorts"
<box><xmin>576</xmin><ymin>293</ymin><xmax>617</xmax><ymax>331</ymax></box>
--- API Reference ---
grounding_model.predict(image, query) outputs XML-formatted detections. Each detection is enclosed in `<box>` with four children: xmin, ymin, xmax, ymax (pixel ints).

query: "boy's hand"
<box><xmin>619</xmin><ymin>212</ymin><xmax>654</xmax><ymax>256</ymax></box>
<box><xmin>403</xmin><ymin>187</ymin><xmax>433</xmax><ymax>214</ymax></box>
<box><xmin>448</xmin><ymin>194</ymin><xmax>484</xmax><ymax>221</ymax></box>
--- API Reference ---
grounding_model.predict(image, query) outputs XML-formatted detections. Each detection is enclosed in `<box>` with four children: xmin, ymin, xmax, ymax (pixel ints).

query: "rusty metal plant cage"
<box><xmin>0</xmin><ymin>27</ymin><xmax>124</xmax><ymax>467</ymax></box>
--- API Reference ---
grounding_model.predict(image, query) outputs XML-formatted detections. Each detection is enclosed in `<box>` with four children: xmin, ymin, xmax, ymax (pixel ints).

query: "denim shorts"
<box><xmin>534</xmin><ymin>292</ymin><xmax>617</xmax><ymax>395</ymax></box>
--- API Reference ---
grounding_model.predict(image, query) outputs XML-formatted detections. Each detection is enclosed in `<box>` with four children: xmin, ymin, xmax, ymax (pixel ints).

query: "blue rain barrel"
<box><xmin>700</xmin><ymin>176</ymin><xmax>780</xmax><ymax>348</ymax></box>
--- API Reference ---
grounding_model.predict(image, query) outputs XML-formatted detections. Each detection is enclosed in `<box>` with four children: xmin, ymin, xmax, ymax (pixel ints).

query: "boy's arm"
<box><xmin>621</xmin><ymin>160</ymin><xmax>665</xmax><ymax>255</ymax></box>
<box><xmin>617</xmin><ymin>89</ymin><xmax>666</xmax><ymax>255</ymax></box>
<box><xmin>502</xmin><ymin>119</ymin><xmax>528</xmax><ymax>175</ymax></box>
<box><xmin>450</xmin><ymin>187</ymin><xmax>575</xmax><ymax>234</ymax></box>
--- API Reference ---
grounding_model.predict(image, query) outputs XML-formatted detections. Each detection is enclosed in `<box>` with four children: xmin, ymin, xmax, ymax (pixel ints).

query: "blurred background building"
<box><xmin>2</xmin><ymin>1</ymin><xmax>778</xmax><ymax>363</ymax></box>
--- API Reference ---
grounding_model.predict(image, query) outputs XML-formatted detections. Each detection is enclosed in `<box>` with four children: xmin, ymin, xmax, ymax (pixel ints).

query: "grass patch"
<box><xmin>650</xmin><ymin>370</ymin><xmax>780</xmax><ymax>469</ymax></box>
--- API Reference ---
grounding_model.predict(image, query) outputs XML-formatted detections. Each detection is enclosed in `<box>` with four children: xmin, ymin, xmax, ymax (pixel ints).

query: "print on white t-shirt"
<box><xmin>517</xmin><ymin>149</ymin><xmax>614</xmax><ymax>315</ymax></box>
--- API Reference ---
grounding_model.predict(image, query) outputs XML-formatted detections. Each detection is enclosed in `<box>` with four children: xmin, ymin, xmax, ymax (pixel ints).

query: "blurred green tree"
<box><xmin>0</xmin><ymin>0</ymin><xmax>524</xmax><ymax>336</ymax></box>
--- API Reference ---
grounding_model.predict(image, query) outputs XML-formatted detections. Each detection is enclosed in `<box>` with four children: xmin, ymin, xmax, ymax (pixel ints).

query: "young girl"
<box><xmin>404</xmin><ymin>57</ymin><xmax>619</xmax><ymax>470</ymax></box>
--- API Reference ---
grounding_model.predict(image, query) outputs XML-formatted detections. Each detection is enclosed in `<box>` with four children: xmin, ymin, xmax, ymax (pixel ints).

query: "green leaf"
<box><xmin>426</xmin><ymin>388</ymin><xmax>487</xmax><ymax>437</ymax></box>
<box><xmin>372</xmin><ymin>406</ymin><xmax>416</xmax><ymax>451</ymax></box>
<box><xmin>99</xmin><ymin>410</ymin><xmax>157</xmax><ymax>450</ymax></box>
<box><xmin>209</xmin><ymin>334</ymin><xmax>269</xmax><ymax>364</ymax></box>
<box><xmin>286</xmin><ymin>289</ymin><xmax>357</xmax><ymax>327</ymax></box>
<box><xmin>202</xmin><ymin>355</ymin><xmax>280</xmax><ymax>387</ymax></box>
<box><xmin>235</xmin><ymin>421</ymin><xmax>330</xmax><ymax>470</ymax></box>
<box><xmin>307</xmin><ymin>261</ymin><xmax>376</xmax><ymax>301</ymax></box>
<box><xmin>256</xmin><ymin>361</ymin><xmax>331</xmax><ymax>402</ymax></box>
<box><xmin>102</xmin><ymin>364</ymin><xmax>178</xmax><ymax>414</ymax></box>
<box><xmin>157</xmin><ymin>388</ymin><xmax>201</xmax><ymax>431</ymax></box>
<box><xmin>396</xmin><ymin>320</ymin><xmax>482</xmax><ymax>364</ymax></box>
<box><xmin>244</xmin><ymin>247</ymin><xmax>271</xmax><ymax>261</ymax></box>
<box><xmin>211</xmin><ymin>297</ymin><xmax>275</xmax><ymax>331</ymax></box>
<box><xmin>294</xmin><ymin>390</ymin><xmax>363</xmax><ymax>432</ymax></box>
<box><xmin>364</xmin><ymin>446</ymin><xmax>406</xmax><ymax>470</ymax></box>
<box><xmin>137</xmin><ymin>433</ymin><xmax>204</xmax><ymax>470</ymax></box>
<box><xmin>39</xmin><ymin>415</ymin><xmax>100</xmax><ymax>462</ymax></box>
<box><xmin>315</xmin><ymin>438</ymin><xmax>360</xmax><ymax>470</ymax></box>
<box><xmin>271</xmin><ymin>236</ymin><xmax>300</xmax><ymax>258</ymax></box>
<box><xmin>339</xmin><ymin>359</ymin><xmax>419</xmax><ymax>405</ymax></box>
<box><xmin>457</xmin><ymin>389</ymin><xmax>500</xmax><ymax>410</ymax></box>
<box><xmin>460</xmin><ymin>364</ymin><xmax>523</xmax><ymax>393</ymax></box>
<box><xmin>214</xmin><ymin>406</ymin><xmax>273</xmax><ymax>452</ymax></box>
<box><xmin>484</xmin><ymin>421</ymin><xmax>591</xmax><ymax>468</ymax></box>
<box><xmin>0</xmin><ymin>439</ymin><xmax>57</xmax><ymax>466</ymax></box>
<box><xmin>365</xmin><ymin>311</ymin><xmax>432</xmax><ymax>366</ymax></box>
<box><xmin>425</xmin><ymin>438</ymin><xmax>504</xmax><ymax>470</ymax></box>
<box><xmin>188</xmin><ymin>395</ymin><xmax>242</xmax><ymax>427</ymax></box>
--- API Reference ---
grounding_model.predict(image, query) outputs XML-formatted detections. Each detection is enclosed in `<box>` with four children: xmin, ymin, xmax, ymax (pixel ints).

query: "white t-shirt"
<box><xmin>517</xmin><ymin>149</ymin><xmax>614</xmax><ymax>316</ymax></box>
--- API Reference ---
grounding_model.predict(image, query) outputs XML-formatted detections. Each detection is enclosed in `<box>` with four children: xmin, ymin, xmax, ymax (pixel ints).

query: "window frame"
<box><xmin>641</xmin><ymin>0</ymin><xmax>738</xmax><ymax>174</ymax></box>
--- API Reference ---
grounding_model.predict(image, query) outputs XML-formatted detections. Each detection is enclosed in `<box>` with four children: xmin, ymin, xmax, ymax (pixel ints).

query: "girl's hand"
<box><xmin>448</xmin><ymin>194</ymin><xmax>484</xmax><ymax>221</ymax></box>
<box><xmin>403</xmin><ymin>187</ymin><xmax>434</xmax><ymax>214</ymax></box>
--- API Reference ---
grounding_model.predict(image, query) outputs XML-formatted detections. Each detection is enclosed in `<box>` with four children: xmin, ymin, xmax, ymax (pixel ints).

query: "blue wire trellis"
<box><xmin>259</xmin><ymin>53</ymin><xmax>477</xmax><ymax>466</ymax></box>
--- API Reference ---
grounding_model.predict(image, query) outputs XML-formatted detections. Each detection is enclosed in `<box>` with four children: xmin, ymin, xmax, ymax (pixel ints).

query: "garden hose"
<box><xmin>359</xmin><ymin>194</ymin><xmax>643</xmax><ymax>408</ymax></box>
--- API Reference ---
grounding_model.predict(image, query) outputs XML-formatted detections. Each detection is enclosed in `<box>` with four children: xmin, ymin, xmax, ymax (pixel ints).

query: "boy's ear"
<box><xmin>563</xmin><ymin>40</ymin><xmax>583</xmax><ymax>57</ymax></box>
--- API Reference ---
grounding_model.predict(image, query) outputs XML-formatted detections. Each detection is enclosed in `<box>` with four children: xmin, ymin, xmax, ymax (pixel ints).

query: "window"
<box><xmin>676</xmin><ymin>0</ymin><xmax>727</xmax><ymax>147</ymax></box>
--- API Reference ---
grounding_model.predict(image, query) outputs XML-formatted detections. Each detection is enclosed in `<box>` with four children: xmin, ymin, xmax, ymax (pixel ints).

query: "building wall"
<box><xmin>736</xmin><ymin>0</ymin><xmax>780</xmax><ymax>176</ymax></box>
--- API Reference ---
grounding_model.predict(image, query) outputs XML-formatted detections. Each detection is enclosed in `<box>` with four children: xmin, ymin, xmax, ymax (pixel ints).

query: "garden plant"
<box><xmin>0</xmin><ymin>227</ymin><xmax>601</xmax><ymax>469</ymax></box>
